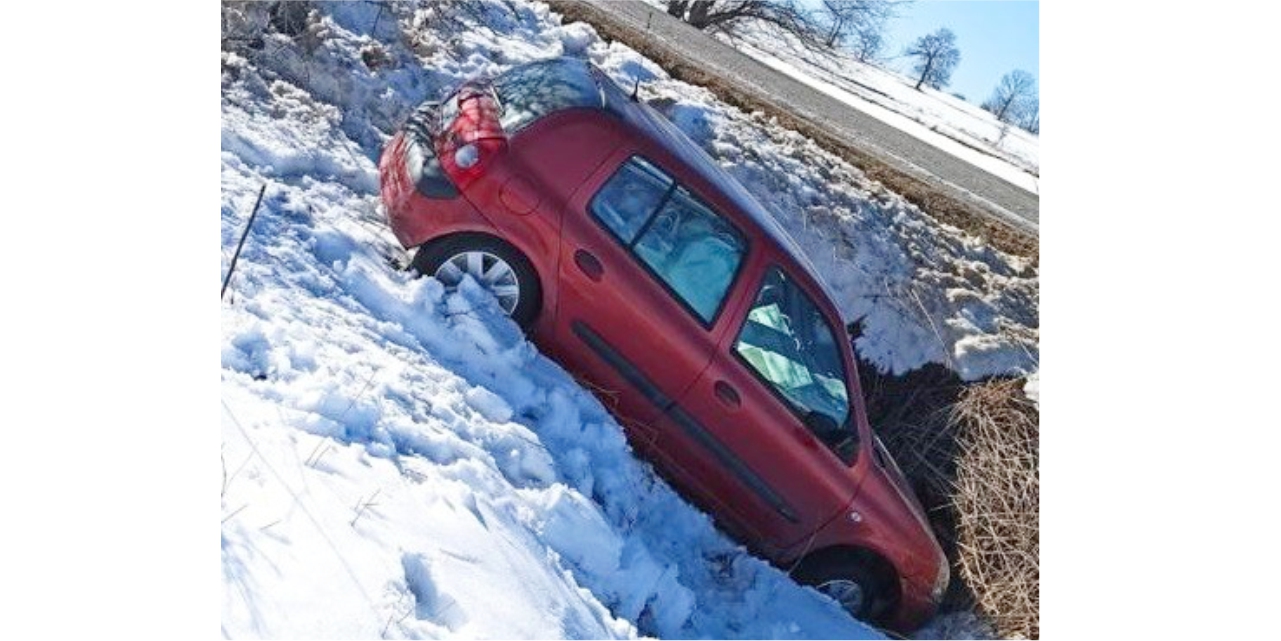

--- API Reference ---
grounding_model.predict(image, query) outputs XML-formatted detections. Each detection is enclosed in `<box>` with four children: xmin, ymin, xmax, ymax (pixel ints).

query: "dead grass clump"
<box><xmin>948</xmin><ymin>378</ymin><xmax>1039</xmax><ymax>639</ymax></box>
<box><xmin>861</xmin><ymin>363</ymin><xmax>1038</xmax><ymax>639</ymax></box>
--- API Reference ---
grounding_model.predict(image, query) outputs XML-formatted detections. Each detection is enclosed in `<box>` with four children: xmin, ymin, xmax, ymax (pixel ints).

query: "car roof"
<box><xmin>584</xmin><ymin>62</ymin><xmax>840</xmax><ymax>306</ymax></box>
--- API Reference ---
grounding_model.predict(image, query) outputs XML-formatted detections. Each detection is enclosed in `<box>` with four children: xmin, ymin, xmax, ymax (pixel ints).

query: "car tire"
<box><xmin>411</xmin><ymin>233</ymin><xmax>542</xmax><ymax>331</ymax></box>
<box><xmin>793</xmin><ymin>553</ymin><xmax>895</xmax><ymax>626</ymax></box>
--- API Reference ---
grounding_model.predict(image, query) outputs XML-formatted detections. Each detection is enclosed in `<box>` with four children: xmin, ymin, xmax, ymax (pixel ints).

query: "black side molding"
<box><xmin>571</xmin><ymin>321</ymin><xmax>799</xmax><ymax>523</ymax></box>
<box><xmin>665</xmin><ymin>405</ymin><xmax>800</xmax><ymax>523</ymax></box>
<box><xmin>572</xmin><ymin>321</ymin><xmax>673</xmax><ymax>411</ymax></box>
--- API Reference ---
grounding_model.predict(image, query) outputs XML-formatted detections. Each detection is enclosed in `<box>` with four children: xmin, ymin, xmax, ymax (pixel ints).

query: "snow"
<box><xmin>1024</xmin><ymin>371</ymin><xmax>1040</xmax><ymax>409</ymax></box>
<box><xmin>222</xmin><ymin>1</ymin><xmax>1038</xmax><ymax>638</ymax></box>
<box><xmin>735</xmin><ymin>40</ymin><xmax>1039</xmax><ymax>196</ymax></box>
<box><xmin>707</xmin><ymin>16</ymin><xmax>1039</xmax><ymax>182</ymax></box>
<box><xmin>220</xmin><ymin>129</ymin><xmax>880</xmax><ymax>637</ymax></box>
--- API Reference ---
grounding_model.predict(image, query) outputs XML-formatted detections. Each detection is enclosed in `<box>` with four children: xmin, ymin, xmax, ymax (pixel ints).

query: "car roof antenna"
<box><xmin>630</xmin><ymin>77</ymin><xmax>641</xmax><ymax>102</ymax></box>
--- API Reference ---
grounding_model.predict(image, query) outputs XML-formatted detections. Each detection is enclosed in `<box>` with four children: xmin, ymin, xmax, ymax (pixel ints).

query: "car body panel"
<box><xmin>676</xmin><ymin>254</ymin><xmax>876</xmax><ymax>554</ymax></box>
<box><xmin>554</xmin><ymin>144</ymin><xmax>725</xmax><ymax>421</ymax></box>
<box><xmin>803</xmin><ymin>463</ymin><xmax>948</xmax><ymax>631</ymax></box>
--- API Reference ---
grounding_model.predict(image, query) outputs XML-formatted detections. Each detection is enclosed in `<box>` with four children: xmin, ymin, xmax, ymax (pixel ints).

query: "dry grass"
<box><xmin>948</xmin><ymin>379</ymin><xmax>1039</xmax><ymax>639</ymax></box>
<box><xmin>544</xmin><ymin>0</ymin><xmax>1039</xmax><ymax>263</ymax></box>
<box><xmin>866</xmin><ymin>367</ymin><xmax>1039</xmax><ymax>639</ymax></box>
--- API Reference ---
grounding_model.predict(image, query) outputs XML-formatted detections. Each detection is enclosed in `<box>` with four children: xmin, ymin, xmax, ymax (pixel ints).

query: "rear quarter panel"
<box><xmin>462</xmin><ymin>110</ymin><xmax>628</xmax><ymax>338</ymax></box>
<box><xmin>379</xmin><ymin>131</ymin><xmax>497</xmax><ymax>249</ymax></box>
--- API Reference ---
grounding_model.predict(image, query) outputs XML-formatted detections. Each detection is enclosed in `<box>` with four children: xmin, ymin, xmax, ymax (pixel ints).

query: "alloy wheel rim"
<box><xmin>434</xmin><ymin>250</ymin><xmax>520</xmax><ymax>315</ymax></box>
<box><xmin>816</xmin><ymin>578</ymin><xmax>867</xmax><ymax>616</ymax></box>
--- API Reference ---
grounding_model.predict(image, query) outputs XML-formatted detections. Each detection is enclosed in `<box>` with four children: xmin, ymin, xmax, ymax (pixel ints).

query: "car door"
<box><xmin>553</xmin><ymin>151</ymin><xmax>748</xmax><ymax>453</ymax></box>
<box><xmin>675</xmin><ymin>263</ymin><xmax>868</xmax><ymax>552</ymax></box>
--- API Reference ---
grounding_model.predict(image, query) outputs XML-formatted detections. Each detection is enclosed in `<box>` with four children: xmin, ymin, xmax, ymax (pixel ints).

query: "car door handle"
<box><xmin>714</xmin><ymin>380</ymin><xmax>740</xmax><ymax>408</ymax></box>
<box><xmin>574</xmin><ymin>249</ymin><xmax>603</xmax><ymax>281</ymax></box>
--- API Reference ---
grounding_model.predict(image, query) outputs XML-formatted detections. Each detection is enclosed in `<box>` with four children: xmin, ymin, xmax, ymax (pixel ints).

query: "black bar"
<box><xmin>572</xmin><ymin>321</ymin><xmax>673</xmax><ymax>410</ymax></box>
<box><xmin>222</xmin><ymin>184</ymin><xmax>267</xmax><ymax>300</ymax></box>
<box><xmin>666</xmin><ymin>405</ymin><xmax>799</xmax><ymax>523</ymax></box>
<box><xmin>571</xmin><ymin>320</ymin><xmax>798</xmax><ymax>523</ymax></box>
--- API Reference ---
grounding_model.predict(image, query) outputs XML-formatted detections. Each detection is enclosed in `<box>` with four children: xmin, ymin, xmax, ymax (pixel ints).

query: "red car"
<box><xmin>379</xmin><ymin>57</ymin><xmax>948</xmax><ymax>632</ymax></box>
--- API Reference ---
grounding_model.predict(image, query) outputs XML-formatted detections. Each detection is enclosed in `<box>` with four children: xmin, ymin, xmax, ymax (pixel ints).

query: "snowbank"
<box><xmin>709</xmin><ymin>15</ymin><xmax>1039</xmax><ymax>180</ymax></box>
<box><xmin>222</xmin><ymin>0</ymin><xmax>1037</xmax><ymax>637</ymax></box>
<box><xmin>222</xmin><ymin>2</ymin><xmax>886</xmax><ymax>637</ymax></box>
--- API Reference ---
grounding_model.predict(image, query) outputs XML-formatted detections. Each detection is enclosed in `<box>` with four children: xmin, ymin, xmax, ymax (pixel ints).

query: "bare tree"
<box><xmin>981</xmin><ymin>70</ymin><xmax>1036</xmax><ymax>122</ymax></box>
<box><xmin>906</xmin><ymin>27</ymin><xmax>959</xmax><ymax>90</ymax></box>
<box><xmin>1018</xmin><ymin>99</ymin><xmax>1039</xmax><ymax>134</ymax></box>
<box><xmin>663</xmin><ymin>1</ymin><xmax>819</xmax><ymax>42</ymax></box>
<box><xmin>850</xmin><ymin>28</ymin><xmax>884</xmax><ymax>62</ymax></box>
<box><xmin>815</xmin><ymin>0</ymin><xmax>903</xmax><ymax>55</ymax></box>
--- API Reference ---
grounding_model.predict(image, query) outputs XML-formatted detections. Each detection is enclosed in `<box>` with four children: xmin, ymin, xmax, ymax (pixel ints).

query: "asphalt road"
<box><xmin>570</xmin><ymin>0</ymin><xmax>1039</xmax><ymax>233</ymax></box>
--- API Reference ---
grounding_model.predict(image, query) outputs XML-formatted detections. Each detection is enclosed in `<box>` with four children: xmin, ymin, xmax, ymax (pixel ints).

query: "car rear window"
<box><xmin>590</xmin><ymin>156</ymin><xmax>747</xmax><ymax>325</ymax></box>
<box><xmin>493</xmin><ymin>58</ymin><xmax>604</xmax><ymax>133</ymax></box>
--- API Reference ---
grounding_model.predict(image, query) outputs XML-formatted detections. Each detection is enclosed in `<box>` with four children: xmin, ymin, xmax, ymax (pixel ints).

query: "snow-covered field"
<box><xmin>221</xmin><ymin>1</ymin><xmax>1036</xmax><ymax>637</ymax></box>
<box><xmin>711</xmin><ymin>17</ymin><xmax>1039</xmax><ymax>190</ymax></box>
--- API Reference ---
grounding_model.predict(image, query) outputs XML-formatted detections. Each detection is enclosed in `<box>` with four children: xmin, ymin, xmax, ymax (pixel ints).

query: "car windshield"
<box><xmin>492</xmin><ymin>58</ymin><xmax>604</xmax><ymax>132</ymax></box>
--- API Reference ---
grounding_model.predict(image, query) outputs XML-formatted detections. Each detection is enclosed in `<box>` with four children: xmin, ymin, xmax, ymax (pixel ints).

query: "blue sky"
<box><xmin>879</xmin><ymin>1</ymin><xmax>1039</xmax><ymax>104</ymax></box>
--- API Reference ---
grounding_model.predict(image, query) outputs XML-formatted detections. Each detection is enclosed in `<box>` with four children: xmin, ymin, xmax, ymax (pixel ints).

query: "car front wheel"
<box><xmin>793</xmin><ymin>553</ymin><xmax>895</xmax><ymax>626</ymax></box>
<box><xmin>411</xmin><ymin>233</ymin><xmax>542</xmax><ymax>331</ymax></box>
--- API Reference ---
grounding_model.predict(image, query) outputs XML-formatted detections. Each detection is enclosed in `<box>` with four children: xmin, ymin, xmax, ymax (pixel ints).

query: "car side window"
<box><xmin>734</xmin><ymin>268</ymin><xmax>852</xmax><ymax>435</ymax></box>
<box><xmin>590</xmin><ymin>157</ymin><xmax>672</xmax><ymax>243</ymax></box>
<box><xmin>589</xmin><ymin>157</ymin><xmax>747</xmax><ymax>325</ymax></box>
